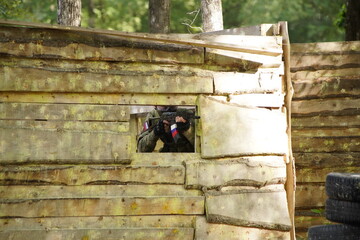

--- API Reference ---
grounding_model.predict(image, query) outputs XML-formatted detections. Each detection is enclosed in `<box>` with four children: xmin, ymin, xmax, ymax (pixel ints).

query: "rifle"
<box><xmin>149</xmin><ymin>109</ymin><xmax>200</xmax><ymax>126</ymax></box>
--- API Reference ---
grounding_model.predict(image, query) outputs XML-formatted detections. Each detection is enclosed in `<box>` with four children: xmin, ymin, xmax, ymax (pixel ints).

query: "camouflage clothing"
<box><xmin>137</xmin><ymin>108</ymin><xmax>195</xmax><ymax>152</ymax></box>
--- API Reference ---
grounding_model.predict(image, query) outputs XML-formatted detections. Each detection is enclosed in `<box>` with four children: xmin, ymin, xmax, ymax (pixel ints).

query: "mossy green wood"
<box><xmin>199</xmin><ymin>95</ymin><xmax>287</xmax><ymax>158</ymax></box>
<box><xmin>0</xmin><ymin>103</ymin><xmax>129</xmax><ymax>121</ymax></box>
<box><xmin>0</xmin><ymin>66</ymin><xmax>213</xmax><ymax>93</ymax></box>
<box><xmin>0</xmin><ymin>216</ymin><xmax>196</xmax><ymax>230</ymax></box>
<box><xmin>0</xmin><ymin>197</ymin><xmax>204</xmax><ymax>217</ymax></box>
<box><xmin>0</xmin><ymin>228</ymin><xmax>195</xmax><ymax>240</ymax></box>
<box><xmin>0</xmin><ymin>165</ymin><xmax>186</xmax><ymax>185</ymax></box>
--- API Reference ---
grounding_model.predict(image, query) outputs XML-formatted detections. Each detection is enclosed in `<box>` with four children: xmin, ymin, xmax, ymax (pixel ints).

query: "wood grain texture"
<box><xmin>0</xmin><ymin>165</ymin><xmax>185</xmax><ymax>185</ymax></box>
<box><xmin>199</xmin><ymin>96</ymin><xmax>287</xmax><ymax>158</ymax></box>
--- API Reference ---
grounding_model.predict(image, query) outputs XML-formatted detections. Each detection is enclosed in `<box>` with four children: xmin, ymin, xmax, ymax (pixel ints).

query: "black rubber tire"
<box><xmin>308</xmin><ymin>224</ymin><xmax>360</xmax><ymax>240</ymax></box>
<box><xmin>326</xmin><ymin>198</ymin><xmax>360</xmax><ymax>224</ymax></box>
<box><xmin>326</xmin><ymin>172</ymin><xmax>360</xmax><ymax>202</ymax></box>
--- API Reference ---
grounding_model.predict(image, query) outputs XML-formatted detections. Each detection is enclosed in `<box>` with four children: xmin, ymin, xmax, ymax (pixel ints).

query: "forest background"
<box><xmin>0</xmin><ymin>0</ymin><xmax>346</xmax><ymax>43</ymax></box>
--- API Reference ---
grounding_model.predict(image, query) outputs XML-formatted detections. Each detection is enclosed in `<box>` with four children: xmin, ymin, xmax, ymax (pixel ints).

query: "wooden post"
<box><xmin>280</xmin><ymin>21</ymin><xmax>296</xmax><ymax>240</ymax></box>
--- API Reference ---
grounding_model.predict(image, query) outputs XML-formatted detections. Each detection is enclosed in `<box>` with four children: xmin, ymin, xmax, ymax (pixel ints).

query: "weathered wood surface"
<box><xmin>295</xmin><ymin>216</ymin><xmax>331</xmax><ymax>233</ymax></box>
<box><xmin>292</xmin><ymin>137</ymin><xmax>360</xmax><ymax>153</ymax></box>
<box><xmin>292</xmin><ymin>78</ymin><xmax>360</xmax><ymax>99</ymax></box>
<box><xmin>199</xmin><ymin>96</ymin><xmax>287</xmax><ymax>158</ymax></box>
<box><xmin>0</xmin><ymin>228</ymin><xmax>195</xmax><ymax>240</ymax></box>
<box><xmin>0</xmin><ymin>125</ymin><xmax>130</xmax><ymax>162</ymax></box>
<box><xmin>294</xmin><ymin>152</ymin><xmax>360</xmax><ymax>168</ymax></box>
<box><xmin>292</xmin><ymin>127</ymin><xmax>360</xmax><ymax>137</ymax></box>
<box><xmin>0</xmin><ymin>92</ymin><xmax>199</xmax><ymax>106</ymax></box>
<box><xmin>206</xmin><ymin>48</ymin><xmax>283</xmax><ymax>66</ymax></box>
<box><xmin>291</xmin><ymin>68</ymin><xmax>360</xmax><ymax>81</ymax></box>
<box><xmin>195</xmin><ymin>216</ymin><xmax>290</xmax><ymax>240</ymax></box>
<box><xmin>213</xmin><ymin>71</ymin><xmax>283</xmax><ymax>94</ymax></box>
<box><xmin>0</xmin><ymin>197</ymin><xmax>204</xmax><ymax>217</ymax></box>
<box><xmin>296</xmin><ymin>167</ymin><xmax>360</xmax><ymax>183</ymax></box>
<box><xmin>200</xmin><ymin>24</ymin><xmax>278</xmax><ymax>36</ymax></box>
<box><xmin>0</xmin><ymin>21</ymin><xmax>283</xmax><ymax>56</ymax></box>
<box><xmin>291</xmin><ymin>41</ymin><xmax>360</xmax><ymax>55</ymax></box>
<box><xmin>0</xmin><ymin>216</ymin><xmax>196</xmax><ymax>230</ymax></box>
<box><xmin>0</xmin><ymin>102</ymin><xmax>129</xmax><ymax>121</ymax></box>
<box><xmin>290</xmin><ymin>54</ymin><xmax>360</xmax><ymax>71</ymax></box>
<box><xmin>0</xmin><ymin>66</ymin><xmax>213</xmax><ymax>93</ymax></box>
<box><xmin>212</xmin><ymin>94</ymin><xmax>284</xmax><ymax>108</ymax></box>
<box><xmin>185</xmin><ymin>156</ymin><xmax>286</xmax><ymax>189</ymax></box>
<box><xmin>0</xmin><ymin>165</ymin><xmax>185</xmax><ymax>185</ymax></box>
<box><xmin>0</xmin><ymin>185</ymin><xmax>202</xmax><ymax>199</ymax></box>
<box><xmin>0</xmin><ymin>26</ymin><xmax>204</xmax><ymax>64</ymax></box>
<box><xmin>292</xmin><ymin>115</ymin><xmax>360</xmax><ymax>128</ymax></box>
<box><xmin>205</xmin><ymin>189</ymin><xmax>291</xmax><ymax>231</ymax></box>
<box><xmin>295</xmin><ymin>184</ymin><xmax>326</xmax><ymax>208</ymax></box>
<box><xmin>292</xmin><ymin>98</ymin><xmax>360</xmax><ymax>116</ymax></box>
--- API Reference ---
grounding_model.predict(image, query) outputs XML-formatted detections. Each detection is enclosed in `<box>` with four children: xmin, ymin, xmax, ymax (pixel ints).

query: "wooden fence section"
<box><xmin>0</xmin><ymin>21</ymin><xmax>293</xmax><ymax>240</ymax></box>
<box><xmin>291</xmin><ymin>41</ymin><xmax>360</xmax><ymax>239</ymax></box>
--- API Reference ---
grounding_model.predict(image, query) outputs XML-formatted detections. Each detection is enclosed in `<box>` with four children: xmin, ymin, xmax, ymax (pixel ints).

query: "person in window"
<box><xmin>137</xmin><ymin>106</ymin><xmax>195</xmax><ymax>152</ymax></box>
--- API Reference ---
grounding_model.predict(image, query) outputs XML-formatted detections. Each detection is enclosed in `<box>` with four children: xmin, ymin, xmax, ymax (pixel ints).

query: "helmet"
<box><xmin>156</xmin><ymin>106</ymin><xmax>178</xmax><ymax>112</ymax></box>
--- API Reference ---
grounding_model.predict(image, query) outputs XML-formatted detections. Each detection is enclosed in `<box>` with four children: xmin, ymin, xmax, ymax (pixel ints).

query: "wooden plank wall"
<box><xmin>291</xmin><ymin>41</ymin><xmax>360</xmax><ymax>239</ymax></box>
<box><xmin>0</xmin><ymin>23</ymin><xmax>292</xmax><ymax>240</ymax></box>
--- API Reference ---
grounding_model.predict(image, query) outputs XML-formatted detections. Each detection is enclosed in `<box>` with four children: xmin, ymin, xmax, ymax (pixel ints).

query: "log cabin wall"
<box><xmin>291</xmin><ymin>41</ymin><xmax>360</xmax><ymax>239</ymax></box>
<box><xmin>0</xmin><ymin>21</ymin><xmax>293</xmax><ymax>239</ymax></box>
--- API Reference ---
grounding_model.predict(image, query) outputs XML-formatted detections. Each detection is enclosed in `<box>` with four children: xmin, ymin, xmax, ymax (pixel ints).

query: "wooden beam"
<box><xmin>0</xmin><ymin>20</ymin><xmax>282</xmax><ymax>56</ymax></box>
<box><xmin>0</xmin><ymin>165</ymin><xmax>185</xmax><ymax>185</ymax></box>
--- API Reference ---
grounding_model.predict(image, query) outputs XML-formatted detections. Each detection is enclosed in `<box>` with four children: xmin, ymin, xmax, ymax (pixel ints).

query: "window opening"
<box><xmin>132</xmin><ymin>105</ymin><xmax>199</xmax><ymax>153</ymax></box>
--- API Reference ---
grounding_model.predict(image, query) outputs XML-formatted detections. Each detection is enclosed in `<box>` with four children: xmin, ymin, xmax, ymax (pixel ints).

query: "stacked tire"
<box><xmin>308</xmin><ymin>172</ymin><xmax>360</xmax><ymax>240</ymax></box>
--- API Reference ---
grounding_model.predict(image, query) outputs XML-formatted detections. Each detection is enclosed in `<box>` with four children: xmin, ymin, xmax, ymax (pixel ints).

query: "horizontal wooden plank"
<box><xmin>291</xmin><ymin>41</ymin><xmax>360</xmax><ymax>55</ymax></box>
<box><xmin>212</xmin><ymin>94</ymin><xmax>284</xmax><ymax>108</ymax></box>
<box><xmin>0</xmin><ymin>26</ymin><xmax>203</xmax><ymax>64</ymax></box>
<box><xmin>201</xmin><ymin>24</ymin><xmax>278</xmax><ymax>36</ymax></box>
<box><xmin>0</xmin><ymin>185</ymin><xmax>202</xmax><ymax>199</ymax></box>
<box><xmin>185</xmin><ymin>156</ymin><xmax>286</xmax><ymax>189</ymax></box>
<box><xmin>205</xmin><ymin>189</ymin><xmax>291</xmax><ymax>231</ymax></box>
<box><xmin>0</xmin><ymin>197</ymin><xmax>204</xmax><ymax>217</ymax></box>
<box><xmin>292</xmin><ymin>127</ymin><xmax>360</xmax><ymax>137</ymax></box>
<box><xmin>131</xmin><ymin>153</ymin><xmax>201</xmax><ymax>166</ymax></box>
<box><xmin>0</xmin><ymin>66</ymin><xmax>213</xmax><ymax>93</ymax></box>
<box><xmin>0</xmin><ymin>103</ymin><xmax>129</xmax><ymax>121</ymax></box>
<box><xmin>206</xmin><ymin>48</ymin><xmax>283</xmax><ymax>66</ymax></box>
<box><xmin>296</xmin><ymin>167</ymin><xmax>360</xmax><ymax>183</ymax></box>
<box><xmin>292</xmin><ymin>137</ymin><xmax>360</xmax><ymax>153</ymax></box>
<box><xmin>294</xmin><ymin>152</ymin><xmax>360</xmax><ymax>168</ymax></box>
<box><xmin>195</xmin><ymin>216</ymin><xmax>290</xmax><ymax>240</ymax></box>
<box><xmin>0</xmin><ymin>120</ymin><xmax>129</xmax><ymax>133</ymax></box>
<box><xmin>213</xmin><ymin>71</ymin><xmax>283</xmax><ymax>94</ymax></box>
<box><xmin>290</xmin><ymin>54</ymin><xmax>360</xmax><ymax>71</ymax></box>
<box><xmin>0</xmin><ymin>127</ymin><xmax>130</xmax><ymax>162</ymax></box>
<box><xmin>292</xmin><ymin>78</ymin><xmax>360</xmax><ymax>99</ymax></box>
<box><xmin>292</xmin><ymin>98</ymin><xmax>360</xmax><ymax>116</ymax></box>
<box><xmin>0</xmin><ymin>21</ymin><xmax>283</xmax><ymax>56</ymax></box>
<box><xmin>295</xmin><ymin>184</ymin><xmax>326</xmax><ymax>208</ymax></box>
<box><xmin>0</xmin><ymin>228</ymin><xmax>195</xmax><ymax>240</ymax></box>
<box><xmin>0</xmin><ymin>165</ymin><xmax>185</xmax><ymax>185</ymax></box>
<box><xmin>199</xmin><ymin>96</ymin><xmax>288</xmax><ymax>158</ymax></box>
<box><xmin>291</xmin><ymin>68</ymin><xmax>360</xmax><ymax>81</ymax></box>
<box><xmin>0</xmin><ymin>92</ymin><xmax>199</xmax><ymax>106</ymax></box>
<box><xmin>0</xmin><ymin>216</ymin><xmax>196</xmax><ymax>230</ymax></box>
<box><xmin>292</xmin><ymin>115</ymin><xmax>360</xmax><ymax>128</ymax></box>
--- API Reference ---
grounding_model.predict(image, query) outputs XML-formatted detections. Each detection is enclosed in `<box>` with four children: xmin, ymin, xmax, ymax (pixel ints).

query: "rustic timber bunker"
<box><xmin>0</xmin><ymin>21</ymin><xmax>295</xmax><ymax>239</ymax></box>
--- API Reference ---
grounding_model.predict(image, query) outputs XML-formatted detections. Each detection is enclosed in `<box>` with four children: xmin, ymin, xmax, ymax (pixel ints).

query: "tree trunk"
<box><xmin>201</xmin><ymin>0</ymin><xmax>223</xmax><ymax>32</ymax></box>
<box><xmin>149</xmin><ymin>0</ymin><xmax>170</xmax><ymax>33</ymax></box>
<box><xmin>345</xmin><ymin>0</ymin><xmax>360</xmax><ymax>41</ymax></box>
<box><xmin>57</xmin><ymin>0</ymin><xmax>82</xmax><ymax>26</ymax></box>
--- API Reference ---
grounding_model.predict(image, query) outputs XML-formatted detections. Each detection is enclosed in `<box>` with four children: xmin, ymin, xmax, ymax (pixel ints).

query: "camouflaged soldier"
<box><xmin>137</xmin><ymin>106</ymin><xmax>195</xmax><ymax>152</ymax></box>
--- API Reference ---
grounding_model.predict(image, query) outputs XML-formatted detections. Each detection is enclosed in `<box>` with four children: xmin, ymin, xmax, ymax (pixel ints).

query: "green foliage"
<box><xmin>0</xmin><ymin>0</ymin><xmax>24</xmax><ymax>18</ymax></box>
<box><xmin>0</xmin><ymin>0</ymin><xmax>345</xmax><ymax>43</ymax></box>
